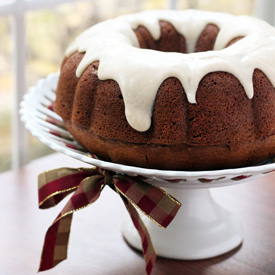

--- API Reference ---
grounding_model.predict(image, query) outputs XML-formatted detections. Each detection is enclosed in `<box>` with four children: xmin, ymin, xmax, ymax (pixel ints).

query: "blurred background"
<box><xmin>0</xmin><ymin>0</ymin><xmax>268</xmax><ymax>172</ymax></box>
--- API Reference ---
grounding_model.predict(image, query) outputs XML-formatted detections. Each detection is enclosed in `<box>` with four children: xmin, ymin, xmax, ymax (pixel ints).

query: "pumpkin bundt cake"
<box><xmin>54</xmin><ymin>10</ymin><xmax>275</xmax><ymax>170</ymax></box>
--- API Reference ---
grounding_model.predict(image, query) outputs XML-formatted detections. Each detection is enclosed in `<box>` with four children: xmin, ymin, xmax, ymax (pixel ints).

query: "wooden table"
<box><xmin>0</xmin><ymin>153</ymin><xmax>274</xmax><ymax>275</ymax></box>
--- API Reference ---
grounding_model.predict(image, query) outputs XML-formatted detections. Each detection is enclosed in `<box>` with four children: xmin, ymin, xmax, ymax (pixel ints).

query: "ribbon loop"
<box><xmin>39</xmin><ymin>168</ymin><xmax>99</xmax><ymax>209</ymax></box>
<box><xmin>113</xmin><ymin>175</ymin><xmax>181</xmax><ymax>228</ymax></box>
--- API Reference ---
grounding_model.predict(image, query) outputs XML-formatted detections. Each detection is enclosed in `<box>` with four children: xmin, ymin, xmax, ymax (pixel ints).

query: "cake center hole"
<box><xmin>134</xmin><ymin>22</ymin><xmax>243</xmax><ymax>54</ymax></box>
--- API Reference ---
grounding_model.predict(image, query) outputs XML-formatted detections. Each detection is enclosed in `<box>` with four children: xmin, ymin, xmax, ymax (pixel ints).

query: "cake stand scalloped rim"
<box><xmin>20</xmin><ymin>72</ymin><xmax>275</xmax><ymax>188</ymax></box>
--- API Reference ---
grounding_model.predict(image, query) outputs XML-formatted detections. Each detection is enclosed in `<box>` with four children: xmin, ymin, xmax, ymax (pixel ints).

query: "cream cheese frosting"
<box><xmin>65</xmin><ymin>9</ymin><xmax>275</xmax><ymax>132</ymax></box>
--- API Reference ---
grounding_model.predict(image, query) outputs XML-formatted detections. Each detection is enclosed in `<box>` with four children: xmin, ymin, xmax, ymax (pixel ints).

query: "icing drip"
<box><xmin>65</xmin><ymin>10</ymin><xmax>275</xmax><ymax>132</ymax></box>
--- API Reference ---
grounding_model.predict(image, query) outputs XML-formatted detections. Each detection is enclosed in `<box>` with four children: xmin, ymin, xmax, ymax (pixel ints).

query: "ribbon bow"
<box><xmin>38</xmin><ymin>167</ymin><xmax>181</xmax><ymax>274</ymax></box>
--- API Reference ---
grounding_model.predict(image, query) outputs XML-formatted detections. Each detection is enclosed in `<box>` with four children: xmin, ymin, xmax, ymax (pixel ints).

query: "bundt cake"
<box><xmin>54</xmin><ymin>9</ymin><xmax>275</xmax><ymax>171</ymax></box>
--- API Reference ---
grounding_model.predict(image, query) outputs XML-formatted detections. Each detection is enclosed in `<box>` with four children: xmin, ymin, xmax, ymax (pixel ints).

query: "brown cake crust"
<box><xmin>54</xmin><ymin>21</ymin><xmax>275</xmax><ymax>171</ymax></box>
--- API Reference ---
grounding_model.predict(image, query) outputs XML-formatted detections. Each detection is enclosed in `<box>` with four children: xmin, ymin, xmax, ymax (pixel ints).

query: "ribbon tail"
<box><xmin>119</xmin><ymin>193</ymin><xmax>156</xmax><ymax>275</ymax></box>
<box><xmin>38</xmin><ymin>174</ymin><xmax>105</xmax><ymax>272</ymax></box>
<box><xmin>39</xmin><ymin>213</ymin><xmax>73</xmax><ymax>271</ymax></box>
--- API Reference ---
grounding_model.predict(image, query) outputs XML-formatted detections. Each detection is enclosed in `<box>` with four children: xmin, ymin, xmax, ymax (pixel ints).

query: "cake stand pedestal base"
<box><xmin>122</xmin><ymin>188</ymin><xmax>242</xmax><ymax>260</ymax></box>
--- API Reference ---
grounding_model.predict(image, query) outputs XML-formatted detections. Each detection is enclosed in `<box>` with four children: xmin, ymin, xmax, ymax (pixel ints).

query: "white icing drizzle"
<box><xmin>65</xmin><ymin>9</ymin><xmax>275</xmax><ymax>132</ymax></box>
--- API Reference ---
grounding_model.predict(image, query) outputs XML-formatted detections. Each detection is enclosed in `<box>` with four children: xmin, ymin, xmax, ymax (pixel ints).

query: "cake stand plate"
<box><xmin>20</xmin><ymin>73</ymin><xmax>275</xmax><ymax>260</ymax></box>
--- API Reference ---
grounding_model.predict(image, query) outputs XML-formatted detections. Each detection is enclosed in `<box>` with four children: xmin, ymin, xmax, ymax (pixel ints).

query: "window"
<box><xmin>0</xmin><ymin>0</ymin><xmax>265</xmax><ymax>173</ymax></box>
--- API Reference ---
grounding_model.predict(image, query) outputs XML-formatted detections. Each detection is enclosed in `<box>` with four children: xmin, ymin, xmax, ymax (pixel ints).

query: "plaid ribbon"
<box><xmin>38</xmin><ymin>167</ymin><xmax>181</xmax><ymax>274</ymax></box>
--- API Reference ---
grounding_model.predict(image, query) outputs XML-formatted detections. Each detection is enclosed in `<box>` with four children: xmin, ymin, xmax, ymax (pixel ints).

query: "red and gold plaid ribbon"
<box><xmin>38</xmin><ymin>167</ymin><xmax>181</xmax><ymax>274</ymax></box>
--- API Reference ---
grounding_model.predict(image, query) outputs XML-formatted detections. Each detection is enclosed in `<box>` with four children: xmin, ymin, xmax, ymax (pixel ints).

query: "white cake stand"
<box><xmin>20</xmin><ymin>73</ymin><xmax>275</xmax><ymax>260</ymax></box>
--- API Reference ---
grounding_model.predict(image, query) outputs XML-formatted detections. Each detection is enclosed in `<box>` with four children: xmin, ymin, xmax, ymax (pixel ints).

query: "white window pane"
<box><xmin>0</xmin><ymin>15</ymin><xmax>12</xmax><ymax>172</ymax></box>
<box><xmin>177</xmin><ymin>0</ymin><xmax>254</xmax><ymax>14</ymax></box>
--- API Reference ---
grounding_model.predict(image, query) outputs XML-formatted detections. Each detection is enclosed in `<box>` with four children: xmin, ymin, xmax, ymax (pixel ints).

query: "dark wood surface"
<box><xmin>0</xmin><ymin>153</ymin><xmax>274</xmax><ymax>275</ymax></box>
